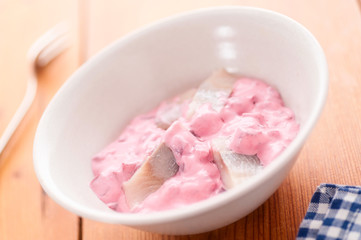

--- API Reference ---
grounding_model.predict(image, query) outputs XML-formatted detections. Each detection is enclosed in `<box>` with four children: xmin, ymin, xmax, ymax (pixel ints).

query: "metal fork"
<box><xmin>0</xmin><ymin>23</ymin><xmax>69</xmax><ymax>155</ymax></box>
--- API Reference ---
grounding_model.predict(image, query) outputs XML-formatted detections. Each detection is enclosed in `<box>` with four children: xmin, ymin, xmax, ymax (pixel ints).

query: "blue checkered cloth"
<box><xmin>297</xmin><ymin>184</ymin><xmax>361</xmax><ymax>239</ymax></box>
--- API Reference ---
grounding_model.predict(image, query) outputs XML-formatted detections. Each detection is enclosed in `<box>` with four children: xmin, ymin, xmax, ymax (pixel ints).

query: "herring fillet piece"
<box><xmin>155</xmin><ymin>88</ymin><xmax>196</xmax><ymax>130</ymax></box>
<box><xmin>122</xmin><ymin>142</ymin><xmax>179</xmax><ymax>209</ymax></box>
<box><xmin>187</xmin><ymin>69</ymin><xmax>238</xmax><ymax>118</ymax></box>
<box><xmin>212</xmin><ymin>138</ymin><xmax>263</xmax><ymax>189</ymax></box>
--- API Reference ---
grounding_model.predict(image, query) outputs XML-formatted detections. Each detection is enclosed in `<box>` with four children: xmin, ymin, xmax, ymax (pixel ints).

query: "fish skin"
<box><xmin>212</xmin><ymin>138</ymin><xmax>263</xmax><ymax>189</ymax></box>
<box><xmin>122</xmin><ymin>142</ymin><xmax>179</xmax><ymax>209</ymax></box>
<box><xmin>155</xmin><ymin>88</ymin><xmax>197</xmax><ymax>130</ymax></box>
<box><xmin>186</xmin><ymin>69</ymin><xmax>238</xmax><ymax>118</ymax></box>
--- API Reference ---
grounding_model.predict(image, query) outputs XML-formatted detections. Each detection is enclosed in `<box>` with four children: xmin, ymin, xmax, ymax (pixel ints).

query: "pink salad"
<box><xmin>90</xmin><ymin>70</ymin><xmax>299</xmax><ymax>213</ymax></box>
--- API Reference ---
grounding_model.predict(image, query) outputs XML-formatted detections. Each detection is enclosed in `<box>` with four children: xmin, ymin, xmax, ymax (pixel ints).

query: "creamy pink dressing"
<box><xmin>90</xmin><ymin>76</ymin><xmax>299</xmax><ymax>213</ymax></box>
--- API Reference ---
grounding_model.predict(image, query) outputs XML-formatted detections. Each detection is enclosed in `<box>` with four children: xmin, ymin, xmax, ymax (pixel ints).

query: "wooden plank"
<box><xmin>0</xmin><ymin>0</ymin><xmax>80</xmax><ymax>239</ymax></box>
<box><xmin>81</xmin><ymin>0</ymin><xmax>361</xmax><ymax>239</ymax></box>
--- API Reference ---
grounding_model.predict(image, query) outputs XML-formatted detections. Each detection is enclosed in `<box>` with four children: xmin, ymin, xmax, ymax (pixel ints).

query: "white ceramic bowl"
<box><xmin>33</xmin><ymin>7</ymin><xmax>328</xmax><ymax>235</ymax></box>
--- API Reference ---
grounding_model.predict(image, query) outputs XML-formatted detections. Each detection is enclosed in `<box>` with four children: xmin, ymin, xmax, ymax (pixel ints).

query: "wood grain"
<box><xmin>0</xmin><ymin>0</ymin><xmax>80</xmax><ymax>239</ymax></box>
<box><xmin>1</xmin><ymin>0</ymin><xmax>361</xmax><ymax>239</ymax></box>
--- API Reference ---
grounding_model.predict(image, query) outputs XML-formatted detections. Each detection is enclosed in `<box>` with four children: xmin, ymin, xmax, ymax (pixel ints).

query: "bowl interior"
<box><xmin>34</xmin><ymin>7</ymin><xmax>327</xmax><ymax>224</ymax></box>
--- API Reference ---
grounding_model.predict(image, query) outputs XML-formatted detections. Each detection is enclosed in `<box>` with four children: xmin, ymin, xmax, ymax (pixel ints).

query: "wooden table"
<box><xmin>1</xmin><ymin>0</ymin><xmax>361</xmax><ymax>239</ymax></box>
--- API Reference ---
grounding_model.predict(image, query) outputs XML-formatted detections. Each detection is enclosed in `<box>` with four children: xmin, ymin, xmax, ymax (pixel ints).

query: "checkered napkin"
<box><xmin>297</xmin><ymin>184</ymin><xmax>361</xmax><ymax>239</ymax></box>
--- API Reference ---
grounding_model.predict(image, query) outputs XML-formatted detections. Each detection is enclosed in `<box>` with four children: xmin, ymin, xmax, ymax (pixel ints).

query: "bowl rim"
<box><xmin>33</xmin><ymin>6</ymin><xmax>328</xmax><ymax>226</ymax></box>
